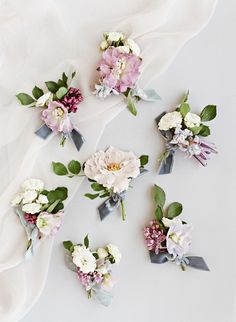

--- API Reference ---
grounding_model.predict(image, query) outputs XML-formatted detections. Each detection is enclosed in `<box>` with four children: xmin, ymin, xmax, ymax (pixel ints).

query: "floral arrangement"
<box><xmin>11</xmin><ymin>178</ymin><xmax>68</xmax><ymax>258</ymax></box>
<box><xmin>63</xmin><ymin>235</ymin><xmax>121</xmax><ymax>306</ymax></box>
<box><xmin>157</xmin><ymin>91</ymin><xmax>217</xmax><ymax>174</ymax></box>
<box><xmin>93</xmin><ymin>31</ymin><xmax>160</xmax><ymax>115</ymax></box>
<box><xmin>52</xmin><ymin>146</ymin><xmax>148</xmax><ymax>221</ymax></box>
<box><xmin>16</xmin><ymin>71</ymin><xmax>84</xmax><ymax>151</ymax></box>
<box><xmin>144</xmin><ymin>185</ymin><xmax>209</xmax><ymax>271</ymax></box>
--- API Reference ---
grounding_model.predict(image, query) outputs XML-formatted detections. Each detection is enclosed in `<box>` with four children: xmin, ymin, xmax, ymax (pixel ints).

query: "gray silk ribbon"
<box><xmin>149</xmin><ymin>251</ymin><xmax>209</xmax><ymax>271</ymax></box>
<box><xmin>35</xmin><ymin>123</ymin><xmax>84</xmax><ymax>152</ymax></box>
<box><xmin>98</xmin><ymin>192</ymin><xmax>125</xmax><ymax>221</ymax></box>
<box><xmin>156</xmin><ymin>112</ymin><xmax>175</xmax><ymax>175</ymax></box>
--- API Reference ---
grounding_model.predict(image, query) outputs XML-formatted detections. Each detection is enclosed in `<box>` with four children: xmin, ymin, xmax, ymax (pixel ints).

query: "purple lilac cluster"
<box><xmin>61</xmin><ymin>87</ymin><xmax>83</xmax><ymax>113</ymax></box>
<box><xmin>143</xmin><ymin>220</ymin><xmax>166</xmax><ymax>254</ymax></box>
<box><xmin>77</xmin><ymin>268</ymin><xmax>103</xmax><ymax>287</ymax></box>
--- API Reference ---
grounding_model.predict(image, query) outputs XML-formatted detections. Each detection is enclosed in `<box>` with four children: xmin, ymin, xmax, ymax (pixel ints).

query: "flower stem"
<box><xmin>120</xmin><ymin>199</ymin><xmax>126</xmax><ymax>221</ymax></box>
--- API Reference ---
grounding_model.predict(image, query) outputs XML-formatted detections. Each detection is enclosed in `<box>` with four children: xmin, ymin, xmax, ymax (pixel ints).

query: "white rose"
<box><xmin>35</xmin><ymin>92</ymin><xmax>53</xmax><ymax>108</ymax></box>
<box><xmin>72</xmin><ymin>245</ymin><xmax>96</xmax><ymax>273</ymax></box>
<box><xmin>36</xmin><ymin>211</ymin><xmax>63</xmax><ymax>236</ymax></box>
<box><xmin>84</xmin><ymin>146</ymin><xmax>140</xmax><ymax>194</ymax></box>
<box><xmin>11</xmin><ymin>192</ymin><xmax>23</xmax><ymax>206</ymax></box>
<box><xmin>22</xmin><ymin>202</ymin><xmax>41</xmax><ymax>214</ymax></box>
<box><xmin>125</xmin><ymin>38</ymin><xmax>140</xmax><ymax>56</ymax></box>
<box><xmin>106</xmin><ymin>244</ymin><xmax>122</xmax><ymax>263</ymax></box>
<box><xmin>22</xmin><ymin>190</ymin><xmax>38</xmax><ymax>204</ymax></box>
<box><xmin>184</xmin><ymin>112</ymin><xmax>201</xmax><ymax>128</ymax></box>
<box><xmin>97</xmin><ymin>247</ymin><xmax>108</xmax><ymax>259</ymax></box>
<box><xmin>22</xmin><ymin>178</ymin><xmax>44</xmax><ymax>192</ymax></box>
<box><xmin>106</xmin><ymin>31</ymin><xmax>124</xmax><ymax>42</ymax></box>
<box><xmin>117</xmin><ymin>46</ymin><xmax>130</xmax><ymax>54</ymax></box>
<box><xmin>100</xmin><ymin>40</ymin><xmax>109</xmax><ymax>51</ymax></box>
<box><xmin>158</xmin><ymin>111</ymin><xmax>182</xmax><ymax>131</ymax></box>
<box><xmin>37</xmin><ymin>194</ymin><xmax>48</xmax><ymax>204</ymax></box>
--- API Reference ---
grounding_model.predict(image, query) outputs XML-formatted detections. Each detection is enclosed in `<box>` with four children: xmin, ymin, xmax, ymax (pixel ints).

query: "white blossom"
<box><xmin>100</xmin><ymin>40</ymin><xmax>109</xmax><ymax>51</ymax></box>
<box><xmin>22</xmin><ymin>202</ymin><xmax>41</xmax><ymax>214</ymax></box>
<box><xmin>35</xmin><ymin>92</ymin><xmax>53</xmax><ymax>108</ymax></box>
<box><xmin>106</xmin><ymin>244</ymin><xmax>122</xmax><ymax>263</ymax></box>
<box><xmin>11</xmin><ymin>192</ymin><xmax>23</xmax><ymax>206</ymax></box>
<box><xmin>105</xmin><ymin>31</ymin><xmax>124</xmax><ymax>42</ymax></box>
<box><xmin>21</xmin><ymin>178</ymin><xmax>44</xmax><ymax>192</ymax></box>
<box><xmin>125</xmin><ymin>38</ymin><xmax>140</xmax><ymax>56</ymax></box>
<box><xmin>158</xmin><ymin>111</ymin><xmax>182</xmax><ymax>131</ymax></box>
<box><xmin>22</xmin><ymin>190</ymin><xmax>38</xmax><ymax>204</ymax></box>
<box><xmin>97</xmin><ymin>247</ymin><xmax>108</xmax><ymax>259</ymax></box>
<box><xmin>72</xmin><ymin>245</ymin><xmax>96</xmax><ymax>273</ymax></box>
<box><xmin>36</xmin><ymin>211</ymin><xmax>63</xmax><ymax>236</ymax></box>
<box><xmin>37</xmin><ymin>194</ymin><xmax>48</xmax><ymax>204</ymax></box>
<box><xmin>184</xmin><ymin>112</ymin><xmax>201</xmax><ymax>128</ymax></box>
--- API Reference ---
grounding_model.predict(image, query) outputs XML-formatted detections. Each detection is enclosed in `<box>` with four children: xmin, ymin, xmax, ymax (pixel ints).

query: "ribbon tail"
<box><xmin>69</xmin><ymin>128</ymin><xmax>85</xmax><ymax>152</ymax></box>
<box><xmin>98</xmin><ymin>197</ymin><xmax>119</xmax><ymax>221</ymax></box>
<box><xmin>149</xmin><ymin>251</ymin><xmax>169</xmax><ymax>264</ymax></box>
<box><xmin>186</xmin><ymin>256</ymin><xmax>210</xmax><ymax>271</ymax></box>
<box><xmin>91</xmin><ymin>287</ymin><xmax>113</xmax><ymax>307</ymax></box>
<box><xmin>35</xmin><ymin>124</ymin><xmax>52</xmax><ymax>139</ymax></box>
<box><xmin>159</xmin><ymin>150</ymin><xmax>175</xmax><ymax>175</ymax></box>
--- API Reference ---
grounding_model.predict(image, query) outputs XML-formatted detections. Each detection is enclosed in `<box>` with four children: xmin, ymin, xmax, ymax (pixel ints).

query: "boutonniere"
<box><xmin>11</xmin><ymin>178</ymin><xmax>68</xmax><ymax>258</ymax></box>
<box><xmin>156</xmin><ymin>91</ymin><xmax>217</xmax><ymax>174</ymax></box>
<box><xmin>52</xmin><ymin>146</ymin><xmax>148</xmax><ymax>221</ymax></box>
<box><xmin>16</xmin><ymin>71</ymin><xmax>84</xmax><ymax>151</ymax></box>
<box><xmin>144</xmin><ymin>185</ymin><xmax>209</xmax><ymax>271</ymax></box>
<box><xmin>93</xmin><ymin>31</ymin><xmax>160</xmax><ymax>115</ymax></box>
<box><xmin>63</xmin><ymin>235</ymin><xmax>121</xmax><ymax>306</ymax></box>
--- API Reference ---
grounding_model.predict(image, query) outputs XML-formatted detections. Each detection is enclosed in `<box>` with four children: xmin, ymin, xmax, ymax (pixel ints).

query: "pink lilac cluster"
<box><xmin>60</xmin><ymin>87</ymin><xmax>83</xmax><ymax>113</ymax></box>
<box><xmin>24</xmin><ymin>213</ymin><xmax>37</xmax><ymax>225</ymax></box>
<box><xmin>77</xmin><ymin>268</ymin><xmax>103</xmax><ymax>287</ymax></box>
<box><xmin>98</xmin><ymin>47</ymin><xmax>141</xmax><ymax>93</ymax></box>
<box><xmin>143</xmin><ymin>220</ymin><xmax>166</xmax><ymax>254</ymax></box>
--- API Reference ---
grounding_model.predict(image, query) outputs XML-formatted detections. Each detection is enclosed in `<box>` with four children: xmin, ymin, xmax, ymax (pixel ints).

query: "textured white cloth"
<box><xmin>0</xmin><ymin>0</ymin><xmax>217</xmax><ymax>320</ymax></box>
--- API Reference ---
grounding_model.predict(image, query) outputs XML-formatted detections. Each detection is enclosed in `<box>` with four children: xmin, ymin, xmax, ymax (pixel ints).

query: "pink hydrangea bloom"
<box><xmin>144</xmin><ymin>220</ymin><xmax>166</xmax><ymax>254</ymax></box>
<box><xmin>41</xmin><ymin>101</ymin><xmax>73</xmax><ymax>133</ymax></box>
<box><xmin>98</xmin><ymin>47</ymin><xmax>141</xmax><ymax>93</ymax></box>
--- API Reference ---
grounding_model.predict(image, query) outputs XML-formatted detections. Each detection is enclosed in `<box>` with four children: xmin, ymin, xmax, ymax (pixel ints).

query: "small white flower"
<box><xmin>35</xmin><ymin>92</ymin><xmax>53</xmax><ymax>108</ymax></box>
<box><xmin>103</xmin><ymin>274</ymin><xmax>115</xmax><ymax>290</ymax></box>
<box><xmin>162</xmin><ymin>217</ymin><xmax>174</xmax><ymax>228</ymax></box>
<box><xmin>166</xmin><ymin>218</ymin><xmax>192</xmax><ymax>259</ymax></box>
<box><xmin>21</xmin><ymin>179</ymin><xmax>44</xmax><ymax>192</ymax></box>
<box><xmin>36</xmin><ymin>211</ymin><xmax>63</xmax><ymax>236</ymax></box>
<box><xmin>106</xmin><ymin>31</ymin><xmax>124</xmax><ymax>42</ymax></box>
<box><xmin>100</xmin><ymin>40</ymin><xmax>109</xmax><ymax>51</ymax></box>
<box><xmin>117</xmin><ymin>46</ymin><xmax>130</xmax><ymax>54</ymax></box>
<box><xmin>97</xmin><ymin>265</ymin><xmax>108</xmax><ymax>275</ymax></box>
<box><xmin>72</xmin><ymin>245</ymin><xmax>96</xmax><ymax>273</ymax></box>
<box><xmin>22</xmin><ymin>202</ymin><xmax>41</xmax><ymax>214</ymax></box>
<box><xmin>184</xmin><ymin>112</ymin><xmax>201</xmax><ymax>128</ymax></box>
<box><xmin>125</xmin><ymin>38</ymin><xmax>140</xmax><ymax>56</ymax></box>
<box><xmin>22</xmin><ymin>190</ymin><xmax>38</xmax><ymax>204</ymax></box>
<box><xmin>158</xmin><ymin>111</ymin><xmax>182</xmax><ymax>131</ymax></box>
<box><xmin>97</xmin><ymin>248</ymin><xmax>108</xmax><ymax>259</ymax></box>
<box><xmin>106</xmin><ymin>244</ymin><xmax>122</xmax><ymax>263</ymax></box>
<box><xmin>37</xmin><ymin>194</ymin><xmax>48</xmax><ymax>205</ymax></box>
<box><xmin>93</xmin><ymin>83</ymin><xmax>113</xmax><ymax>99</ymax></box>
<box><xmin>84</xmin><ymin>146</ymin><xmax>140</xmax><ymax>194</ymax></box>
<box><xmin>11</xmin><ymin>192</ymin><xmax>23</xmax><ymax>206</ymax></box>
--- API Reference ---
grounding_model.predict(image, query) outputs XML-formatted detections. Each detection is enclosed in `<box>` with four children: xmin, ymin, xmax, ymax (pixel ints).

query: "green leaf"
<box><xmin>71</xmin><ymin>71</ymin><xmax>76</xmax><ymax>79</ymax></box>
<box><xmin>32</xmin><ymin>86</ymin><xmax>44</xmax><ymax>99</ymax></box>
<box><xmin>84</xmin><ymin>234</ymin><xmax>89</xmax><ymax>248</ymax></box>
<box><xmin>54</xmin><ymin>187</ymin><xmax>68</xmax><ymax>201</ymax></box>
<box><xmin>62</xmin><ymin>72</ymin><xmax>68</xmax><ymax>85</ymax></box>
<box><xmin>56</xmin><ymin>87</ymin><xmax>68</xmax><ymax>99</ymax></box>
<box><xmin>155</xmin><ymin>206</ymin><xmax>163</xmax><ymax>223</ymax></box>
<box><xmin>200</xmin><ymin>105</ymin><xmax>217</xmax><ymax>122</ymax></box>
<box><xmin>93</xmin><ymin>252</ymin><xmax>99</xmax><ymax>259</ymax></box>
<box><xmin>52</xmin><ymin>162</ymin><xmax>68</xmax><ymax>176</ymax></box>
<box><xmin>127</xmin><ymin>93</ymin><xmax>137</xmax><ymax>116</ymax></box>
<box><xmin>181</xmin><ymin>90</ymin><xmax>189</xmax><ymax>103</ymax></box>
<box><xmin>47</xmin><ymin>199</ymin><xmax>60</xmax><ymax>213</ymax></box>
<box><xmin>84</xmin><ymin>193</ymin><xmax>100</xmax><ymax>200</ymax></box>
<box><xmin>51</xmin><ymin>202</ymin><xmax>64</xmax><ymax>214</ymax></box>
<box><xmin>190</xmin><ymin>126</ymin><xmax>201</xmax><ymax>135</ymax></box>
<box><xmin>166</xmin><ymin>202</ymin><xmax>183</xmax><ymax>219</ymax></box>
<box><xmin>91</xmin><ymin>183</ymin><xmax>104</xmax><ymax>191</ymax></box>
<box><xmin>154</xmin><ymin>185</ymin><xmax>166</xmax><ymax>208</ymax></box>
<box><xmin>180</xmin><ymin>103</ymin><xmax>190</xmax><ymax>118</ymax></box>
<box><xmin>100</xmin><ymin>192</ymin><xmax>110</xmax><ymax>198</ymax></box>
<box><xmin>45</xmin><ymin>81</ymin><xmax>59</xmax><ymax>93</ymax></box>
<box><xmin>199</xmin><ymin>124</ymin><xmax>210</xmax><ymax>137</ymax></box>
<box><xmin>68</xmin><ymin>160</ymin><xmax>81</xmax><ymax>175</ymax></box>
<box><xmin>16</xmin><ymin>93</ymin><xmax>35</xmax><ymax>105</ymax></box>
<box><xmin>63</xmin><ymin>241</ymin><xmax>74</xmax><ymax>252</ymax></box>
<box><xmin>139</xmin><ymin>155</ymin><xmax>149</xmax><ymax>167</ymax></box>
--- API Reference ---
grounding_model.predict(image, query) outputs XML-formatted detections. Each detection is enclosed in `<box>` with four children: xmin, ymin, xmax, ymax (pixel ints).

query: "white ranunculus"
<box><xmin>37</xmin><ymin>194</ymin><xmax>48</xmax><ymax>204</ymax></box>
<box><xmin>11</xmin><ymin>192</ymin><xmax>23</xmax><ymax>206</ymax></box>
<box><xmin>22</xmin><ymin>190</ymin><xmax>38</xmax><ymax>204</ymax></box>
<box><xmin>100</xmin><ymin>40</ymin><xmax>109</xmax><ymax>51</ymax></box>
<box><xmin>106</xmin><ymin>244</ymin><xmax>122</xmax><ymax>263</ymax></box>
<box><xmin>158</xmin><ymin>111</ymin><xmax>182</xmax><ymax>131</ymax></box>
<box><xmin>125</xmin><ymin>38</ymin><xmax>140</xmax><ymax>56</ymax></box>
<box><xmin>35</xmin><ymin>92</ymin><xmax>53</xmax><ymax>108</ymax></box>
<box><xmin>72</xmin><ymin>245</ymin><xmax>96</xmax><ymax>274</ymax></box>
<box><xmin>21</xmin><ymin>178</ymin><xmax>44</xmax><ymax>192</ymax></box>
<box><xmin>97</xmin><ymin>247</ymin><xmax>108</xmax><ymax>259</ymax></box>
<box><xmin>117</xmin><ymin>45</ymin><xmax>130</xmax><ymax>54</ymax></box>
<box><xmin>184</xmin><ymin>112</ymin><xmax>201</xmax><ymax>128</ymax></box>
<box><xmin>22</xmin><ymin>202</ymin><xmax>41</xmax><ymax>214</ymax></box>
<box><xmin>106</xmin><ymin>31</ymin><xmax>124</xmax><ymax>42</ymax></box>
<box><xmin>84</xmin><ymin>146</ymin><xmax>140</xmax><ymax>194</ymax></box>
<box><xmin>36</xmin><ymin>211</ymin><xmax>63</xmax><ymax>236</ymax></box>
<box><xmin>166</xmin><ymin>218</ymin><xmax>192</xmax><ymax>259</ymax></box>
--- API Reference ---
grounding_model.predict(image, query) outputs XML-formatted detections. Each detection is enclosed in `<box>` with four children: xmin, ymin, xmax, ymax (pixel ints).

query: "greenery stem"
<box><xmin>120</xmin><ymin>199</ymin><xmax>126</xmax><ymax>221</ymax></box>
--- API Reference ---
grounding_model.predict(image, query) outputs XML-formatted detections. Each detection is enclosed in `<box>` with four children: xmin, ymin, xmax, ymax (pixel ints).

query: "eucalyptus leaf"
<box><xmin>16</xmin><ymin>93</ymin><xmax>35</xmax><ymax>105</ymax></box>
<box><xmin>200</xmin><ymin>105</ymin><xmax>217</xmax><ymax>122</ymax></box>
<box><xmin>154</xmin><ymin>185</ymin><xmax>166</xmax><ymax>208</ymax></box>
<box><xmin>84</xmin><ymin>193</ymin><xmax>100</xmax><ymax>200</ymax></box>
<box><xmin>56</xmin><ymin>87</ymin><xmax>68</xmax><ymax>99</ymax></box>
<box><xmin>139</xmin><ymin>155</ymin><xmax>149</xmax><ymax>167</ymax></box>
<box><xmin>45</xmin><ymin>81</ymin><xmax>59</xmax><ymax>93</ymax></box>
<box><xmin>68</xmin><ymin>160</ymin><xmax>81</xmax><ymax>175</ymax></box>
<box><xmin>127</xmin><ymin>93</ymin><xmax>137</xmax><ymax>116</ymax></box>
<box><xmin>166</xmin><ymin>202</ymin><xmax>183</xmax><ymax>219</ymax></box>
<box><xmin>52</xmin><ymin>162</ymin><xmax>68</xmax><ymax>176</ymax></box>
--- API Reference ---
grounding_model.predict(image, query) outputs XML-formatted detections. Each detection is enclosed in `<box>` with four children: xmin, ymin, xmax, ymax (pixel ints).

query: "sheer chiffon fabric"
<box><xmin>0</xmin><ymin>0</ymin><xmax>217</xmax><ymax>320</ymax></box>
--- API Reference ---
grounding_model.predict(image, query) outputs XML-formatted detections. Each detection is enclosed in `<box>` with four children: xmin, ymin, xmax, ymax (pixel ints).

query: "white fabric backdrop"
<box><xmin>0</xmin><ymin>0</ymin><xmax>218</xmax><ymax>321</ymax></box>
